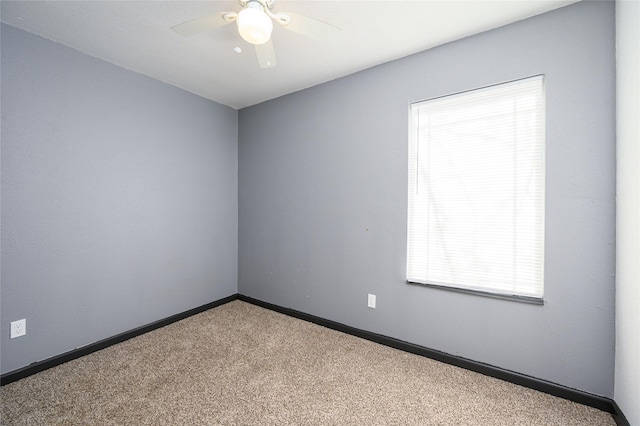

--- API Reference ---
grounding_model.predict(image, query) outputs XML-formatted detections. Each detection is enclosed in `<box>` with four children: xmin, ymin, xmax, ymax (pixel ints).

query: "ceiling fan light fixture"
<box><xmin>237</xmin><ymin>6</ymin><xmax>273</xmax><ymax>45</ymax></box>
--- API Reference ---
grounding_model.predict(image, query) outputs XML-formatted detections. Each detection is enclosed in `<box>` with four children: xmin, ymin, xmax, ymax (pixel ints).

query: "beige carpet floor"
<box><xmin>1</xmin><ymin>300</ymin><xmax>615</xmax><ymax>425</ymax></box>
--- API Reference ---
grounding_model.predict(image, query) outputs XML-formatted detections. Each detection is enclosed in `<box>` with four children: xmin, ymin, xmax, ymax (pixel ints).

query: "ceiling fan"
<box><xmin>171</xmin><ymin>0</ymin><xmax>342</xmax><ymax>69</ymax></box>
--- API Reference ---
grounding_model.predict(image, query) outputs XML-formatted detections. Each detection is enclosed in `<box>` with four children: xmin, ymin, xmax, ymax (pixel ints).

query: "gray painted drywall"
<box><xmin>239</xmin><ymin>1</ymin><xmax>616</xmax><ymax>397</ymax></box>
<box><xmin>1</xmin><ymin>24</ymin><xmax>238</xmax><ymax>374</ymax></box>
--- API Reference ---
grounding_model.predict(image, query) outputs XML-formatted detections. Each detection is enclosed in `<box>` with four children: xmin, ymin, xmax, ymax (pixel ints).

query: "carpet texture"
<box><xmin>1</xmin><ymin>300</ymin><xmax>615</xmax><ymax>425</ymax></box>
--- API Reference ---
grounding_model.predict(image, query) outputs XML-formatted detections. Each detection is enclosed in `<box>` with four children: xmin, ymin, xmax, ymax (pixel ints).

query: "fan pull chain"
<box><xmin>234</xmin><ymin>30</ymin><xmax>242</xmax><ymax>53</ymax></box>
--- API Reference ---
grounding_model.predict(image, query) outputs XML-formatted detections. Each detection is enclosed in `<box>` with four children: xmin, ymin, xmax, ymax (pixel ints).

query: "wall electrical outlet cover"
<box><xmin>367</xmin><ymin>294</ymin><xmax>376</xmax><ymax>308</ymax></box>
<box><xmin>11</xmin><ymin>319</ymin><xmax>26</xmax><ymax>339</ymax></box>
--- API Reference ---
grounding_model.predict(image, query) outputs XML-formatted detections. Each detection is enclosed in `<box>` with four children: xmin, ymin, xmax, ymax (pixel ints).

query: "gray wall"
<box><xmin>239</xmin><ymin>0</ymin><xmax>616</xmax><ymax>397</ymax></box>
<box><xmin>1</xmin><ymin>24</ymin><xmax>238</xmax><ymax>374</ymax></box>
<box><xmin>615</xmin><ymin>0</ymin><xmax>640</xmax><ymax>424</ymax></box>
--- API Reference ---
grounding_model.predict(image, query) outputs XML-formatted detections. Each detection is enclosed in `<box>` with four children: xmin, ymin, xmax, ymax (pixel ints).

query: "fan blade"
<box><xmin>255</xmin><ymin>39</ymin><xmax>277</xmax><ymax>69</ymax></box>
<box><xmin>275</xmin><ymin>12</ymin><xmax>341</xmax><ymax>44</ymax></box>
<box><xmin>171</xmin><ymin>12</ymin><xmax>237</xmax><ymax>37</ymax></box>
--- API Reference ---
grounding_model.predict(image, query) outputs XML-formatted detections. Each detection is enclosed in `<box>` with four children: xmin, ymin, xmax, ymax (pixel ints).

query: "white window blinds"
<box><xmin>407</xmin><ymin>76</ymin><xmax>545</xmax><ymax>300</ymax></box>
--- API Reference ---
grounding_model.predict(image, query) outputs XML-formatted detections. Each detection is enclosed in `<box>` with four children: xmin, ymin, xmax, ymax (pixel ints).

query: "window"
<box><xmin>407</xmin><ymin>76</ymin><xmax>545</xmax><ymax>302</ymax></box>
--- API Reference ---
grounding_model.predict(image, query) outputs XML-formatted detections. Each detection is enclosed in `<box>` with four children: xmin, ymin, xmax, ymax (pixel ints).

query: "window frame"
<box><xmin>406</xmin><ymin>76</ymin><xmax>546</xmax><ymax>304</ymax></box>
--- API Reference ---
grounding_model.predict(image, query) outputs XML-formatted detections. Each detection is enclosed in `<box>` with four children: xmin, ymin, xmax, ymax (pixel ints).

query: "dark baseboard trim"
<box><xmin>0</xmin><ymin>294</ymin><xmax>239</xmax><ymax>386</ymax></box>
<box><xmin>611</xmin><ymin>400</ymin><xmax>632</xmax><ymax>426</ymax></box>
<box><xmin>238</xmin><ymin>294</ymin><xmax>627</xmax><ymax>424</ymax></box>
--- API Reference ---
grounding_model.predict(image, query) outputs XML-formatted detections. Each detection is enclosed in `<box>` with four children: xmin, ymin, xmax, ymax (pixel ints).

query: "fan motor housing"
<box><xmin>239</xmin><ymin>0</ymin><xmax>275</xmax><ymax>11</ymax></box>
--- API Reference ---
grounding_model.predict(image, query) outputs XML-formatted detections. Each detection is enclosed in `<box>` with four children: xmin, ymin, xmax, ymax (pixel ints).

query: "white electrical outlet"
<box><xmin>11</xmin><ymin>319</ymin><xmax>26</xmax><ymax>339</ymax></box>
<box><xmin>367</xmin><ymin>294</ymin><xmax>376</xmax><ymax>309</ymax></box>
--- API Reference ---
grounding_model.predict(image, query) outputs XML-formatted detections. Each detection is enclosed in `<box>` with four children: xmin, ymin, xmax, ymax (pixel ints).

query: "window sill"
<box><xmin>406</xmin><ymin>280</ymin><xmax>544</xmax><ymax>305</ymax></box>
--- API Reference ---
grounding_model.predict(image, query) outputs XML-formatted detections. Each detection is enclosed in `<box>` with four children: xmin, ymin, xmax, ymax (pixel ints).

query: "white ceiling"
<box><xmin>1</xmin><ymin>0</ymin><xmax>579</xmax><ymax>109</ymax></box>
